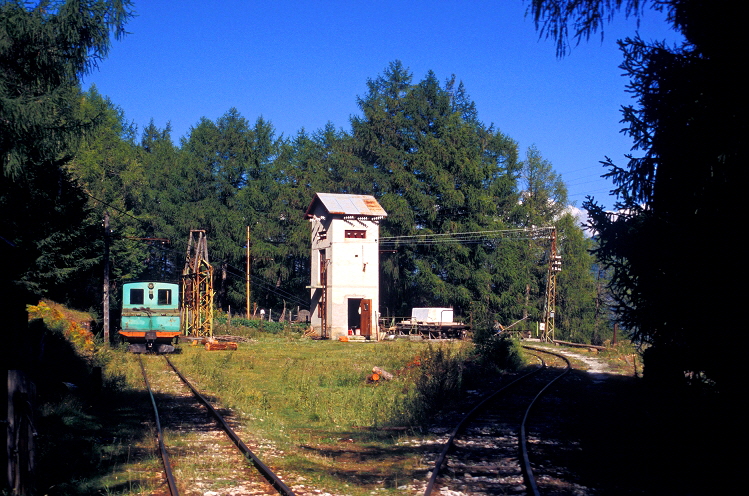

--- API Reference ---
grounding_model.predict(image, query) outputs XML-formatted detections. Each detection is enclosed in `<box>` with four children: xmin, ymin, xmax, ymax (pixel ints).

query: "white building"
<box><xmin>305</xmin><ymin>193</ymin><xmax>387</xmax><ymax>340</ymax></box>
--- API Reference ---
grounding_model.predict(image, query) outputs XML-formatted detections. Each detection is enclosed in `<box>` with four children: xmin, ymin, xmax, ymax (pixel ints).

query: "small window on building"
<box><xmin>130</xmin><ymin>288</ymin><xmax>144</xmax><ymax>305</ymax></box>
<box><xmin>158</xmin><ymin>289</ymin><xmax>172</xmax><ymax>306</ymax></box>
<box><xmin>345</xmin><ymin>230</ymin><xmax>366</xmax><ymax>239</ymax></box>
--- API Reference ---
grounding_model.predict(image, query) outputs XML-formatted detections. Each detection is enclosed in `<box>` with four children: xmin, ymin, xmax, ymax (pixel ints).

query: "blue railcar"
<box><xmin>118</xmin><ymin>281</ymin><xmax>181</xmax><ymax>353</ymax></box>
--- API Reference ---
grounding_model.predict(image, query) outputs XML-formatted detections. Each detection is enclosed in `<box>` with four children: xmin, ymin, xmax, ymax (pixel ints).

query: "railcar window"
<box><xmin>158</xmin><ymin>289</ymin><xmax>172</xmax><ymax>306</ymax></box>
<box><xmin>130</xmin><ymin>289</ymin><xmax>144</xmax><ymax>305</ymax></box>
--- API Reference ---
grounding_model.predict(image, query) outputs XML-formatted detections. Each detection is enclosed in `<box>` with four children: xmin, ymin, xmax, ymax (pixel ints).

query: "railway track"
<box><xmin>138</xmin><ymin>355</ymin><xmax>295</xmax><ymax>495</ymax></box>
<box><xmin>423</xmin><ymin>346</ymin><xmax>571</xmax><ymax>495</ymax></box>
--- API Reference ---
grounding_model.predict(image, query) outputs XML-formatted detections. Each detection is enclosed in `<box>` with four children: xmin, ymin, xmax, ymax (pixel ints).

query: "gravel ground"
<box><xmin>395</xmin><ymin>345</ymin><xmax>730</xmax><ymax>495</ymax></box>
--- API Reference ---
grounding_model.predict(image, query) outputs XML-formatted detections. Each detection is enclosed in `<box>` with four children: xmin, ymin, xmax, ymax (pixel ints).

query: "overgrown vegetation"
<box><xmin>473</xmin><ymin>333</ymin><xmax>524</xmax><ymax>372</ymax></box>
<box><xmin>25</xmin><ymin>301</ymin><xmax>533</xmax><ymax>494</ymax></box>
<box><xmin>24</xmin><ymin>301</ymin><xmax>160</xmax><ymax>494</ymax></box>
<box><xmin>213</xmin><ymin>312</ymin><xmax>309</xmax><ymax>336</ymax></box>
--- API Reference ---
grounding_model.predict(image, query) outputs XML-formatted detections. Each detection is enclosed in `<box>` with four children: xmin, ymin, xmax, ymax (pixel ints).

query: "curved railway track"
<box><xmin>423</xmin><ymin>346</ymin><xmax>571</xmax><ymax>496</ymax></box>
<box><xmin>138</xmin><ymin>355</ymin><xmax>295</xmax><ymax>495</ymax></box>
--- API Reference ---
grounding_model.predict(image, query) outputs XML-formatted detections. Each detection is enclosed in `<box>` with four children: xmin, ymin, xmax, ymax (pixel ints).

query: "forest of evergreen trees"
<box><xmin>6</xmin><ymin>0</ymin><xmax>743</xmax><ymax>391</ymax></box>
<box><xmin>63</xmin><ymin>63</ymin><xmax>611</xmax><ymax>343</ymax></box>
<box><xmin>1</xmin><ymin>3</ymin><xmax>612</xmax><ymax>347</ymax></box>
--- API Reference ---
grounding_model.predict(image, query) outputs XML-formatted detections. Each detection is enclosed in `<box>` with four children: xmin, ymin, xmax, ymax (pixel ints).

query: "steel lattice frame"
<box><xmin>542</xmin><ymin>229</ymin><xmax>560</xmax><ymax>343</ymax></box>
<box><xmin>181</xmin><ymin>230</ymin><xmax>214</xmax><ymax>338</ymax></box>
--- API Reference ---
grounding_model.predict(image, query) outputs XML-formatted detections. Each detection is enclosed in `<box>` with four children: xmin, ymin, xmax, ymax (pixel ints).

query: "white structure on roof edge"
<box><xmin>305</xmin><ymin>193</ymin><xmax>387</xmax><ymax>340</ymax></box>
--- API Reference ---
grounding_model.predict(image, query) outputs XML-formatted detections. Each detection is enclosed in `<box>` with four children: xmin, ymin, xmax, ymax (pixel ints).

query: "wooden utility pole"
<box><xmin>103</xmin><ymin>212</ymin><xmax>110</xmax><ymax>345</ymax></box>
<box><xmin>246</xmin><ymin>225</ymin><xmax>251</xmax><ymax>318</ymax></box>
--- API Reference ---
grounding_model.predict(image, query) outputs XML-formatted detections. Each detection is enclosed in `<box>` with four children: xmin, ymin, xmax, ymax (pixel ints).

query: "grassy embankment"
<box><xmin>25</xmin><ymin>301</ymin><xmax>161</xmax><ymax>494</ymax></box>
<box><xmin>165</xmin><ymin>320</ymin><xmax>477</xmax><ymax>492</ymax></box>
<box><xmin>27</xmin><ymin>302</ymin><xmax>505</xmax><ymax>494</ymax></box>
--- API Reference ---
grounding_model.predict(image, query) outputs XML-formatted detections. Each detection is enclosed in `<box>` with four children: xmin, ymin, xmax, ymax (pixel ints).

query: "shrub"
<box><xmin>394</xmin><ymin>344</ymin><xmax>468</xmax><ymax>426</ymax></box>
<box><xmin>473</xmin><ymin>333</ymin><xmax>523</xmax><ymax>372</ymax></box>
<box><xmin>214</xmin><ymin>313</ymin><xmax>307</xmax><ymax>336</ymax></box>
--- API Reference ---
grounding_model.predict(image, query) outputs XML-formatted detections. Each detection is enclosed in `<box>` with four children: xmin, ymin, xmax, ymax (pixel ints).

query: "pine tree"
<box><xmin>351</xmin><ymin>62</ymin><xmax>521</xmax><ymax>320</ymax></box>
<box><xmin>533</xmin><ymin>0</ymin><xmax>746</xmax><ymax>390</ymax></box>
<box><xmin>1</xmin><ymin>1</ymin><xmax>133</xmax><ymax>304</ymax></box>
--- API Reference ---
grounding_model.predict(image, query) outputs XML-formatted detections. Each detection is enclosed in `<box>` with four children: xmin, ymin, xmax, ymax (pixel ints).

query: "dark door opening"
<box><xmin>348</xmin><ymin>298</ymin><xmax>372</xmax><ymax>337</ymax></box>
<box><xmin>348</xmin><ymin>298</ymin><xmax>361</xmax><ymax>333</ymax></box>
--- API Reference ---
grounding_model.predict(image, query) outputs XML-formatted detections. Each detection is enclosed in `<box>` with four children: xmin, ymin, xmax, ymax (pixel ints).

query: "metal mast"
<box><xmin>381</xmin><ymin>226</ymin><xmax>560</xmax><ymax>341</ymax></box>
<box><xmin>181</xmin><ymin>230</ymin><xmax>214</xmax><ymax>338</ymax></box>
<box><xmin>542</xmin><ymin>228</ymin><xmax>562</xmax><ymax>342</ymax></box>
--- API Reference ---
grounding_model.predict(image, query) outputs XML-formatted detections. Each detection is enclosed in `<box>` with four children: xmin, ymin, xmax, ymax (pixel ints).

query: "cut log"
<box><xmin>372</xmin><ymin>366</ymin><xmax>393</xmax><ymax>380</ymax></box>
<box><xmin>205</xmin><ymin>341</ymin><xmax>238</xmax><ymax>351</ymax></box>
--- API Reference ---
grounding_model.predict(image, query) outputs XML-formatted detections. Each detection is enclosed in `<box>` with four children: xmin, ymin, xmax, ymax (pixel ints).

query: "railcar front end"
<box><xmin>119</xmin><ymin>281</ymin><xmax>181</xmax><ymax>353</ymax></box>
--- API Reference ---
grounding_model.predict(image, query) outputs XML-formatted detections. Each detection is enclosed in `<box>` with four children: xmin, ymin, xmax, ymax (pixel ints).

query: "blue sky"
<box><xmin>82</xmin><ymin>0</ymin><xmax>682</xmax><ymax>211</ymax></box>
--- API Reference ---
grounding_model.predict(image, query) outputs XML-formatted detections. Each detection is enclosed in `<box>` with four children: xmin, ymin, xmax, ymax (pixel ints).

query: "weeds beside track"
<box><xmin>138</xmin><ymin>354</ymin><xmax>286</xmax><ymax>494</ymax></box>
<box><xmin>421</xmin><ymin>346</ymin><xmax>570</xmax><ymax>495</ymax></box>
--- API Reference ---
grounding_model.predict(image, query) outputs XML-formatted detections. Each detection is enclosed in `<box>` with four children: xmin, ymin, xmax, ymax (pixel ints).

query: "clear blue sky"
<box><xmin>83</xmin><ymin>0</ymin><xmax>682</xmax><ymax>211</ymax></box>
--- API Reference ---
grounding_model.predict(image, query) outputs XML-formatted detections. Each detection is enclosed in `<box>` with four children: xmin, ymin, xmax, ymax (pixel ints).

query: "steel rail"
<box><xmin>164</xmin><ymin>356</ymin><xmax>295</xmax><ymax>496</ymax></box>
<box><xmin>519</xmin><ymin>346</ymin><xmax>572</xmax><ymax>496</ymax></box>
<box><xmin>423</xmin><ymin>355</ymin><xmax>547</xmax><ymax>496</ymax></box>
<box><xmin>138</xmin><ymin>355</ymin><xmax>180</xmax><ymax>496</ymax></box>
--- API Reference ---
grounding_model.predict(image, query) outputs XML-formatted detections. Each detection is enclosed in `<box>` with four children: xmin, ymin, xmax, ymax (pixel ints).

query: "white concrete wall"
<box><xmin>309</xmin><ymin>207</ymin><xmax>381</xmax><ymax>339</ymax></box>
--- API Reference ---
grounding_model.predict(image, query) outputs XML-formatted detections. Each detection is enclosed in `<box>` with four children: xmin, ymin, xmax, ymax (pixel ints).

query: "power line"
<box><xmin>223</xmin><ymin>262</ymin><xmax>309</xmax><ymax>308</ymax></box>
<box><xmin>379</xmin><ymin>227</ymin><xmax>555</xmax><ymax>247</ymax></box>
<box><xmin>84</xmin><ymin>191</ymin><xmax>310</xmax><ymax>307</ymax></box>
<box><xmin>83</xmin><ymin>191</ymin><xmax>147</xmax><ymax>225</ymax></box>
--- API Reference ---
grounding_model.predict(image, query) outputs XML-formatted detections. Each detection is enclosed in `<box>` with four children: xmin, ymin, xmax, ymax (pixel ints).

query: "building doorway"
<box><xmin>347</xmin><ymin>298</ymin><xmax>361</xmax><ymax>334</ymax></box>
<box><xmin>348</xmin><ymin>298</ymin><xmax>372</xmax><ymax>337</ymax></box>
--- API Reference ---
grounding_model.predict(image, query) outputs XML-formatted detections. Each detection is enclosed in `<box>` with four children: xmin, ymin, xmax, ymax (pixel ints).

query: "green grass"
<box><xmin>166</xmin><ymin>335</ymin><xmax>474</xmax><ymax>493</ymax></box>
<box><xmin>26</xmin><ymin>302</ymin><xmax>492</xmax><ymax>495</ymax></box>
<box><xmin>171</xmin><ymin>336</ymin><xmax>448</xmax><ymax>430</ymax></box>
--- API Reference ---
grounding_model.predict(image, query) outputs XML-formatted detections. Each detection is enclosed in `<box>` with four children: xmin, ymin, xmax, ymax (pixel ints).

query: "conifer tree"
<box><xmin>351</xmin><ymin>61</ymin><xmax>522</xmax><ymax>320</ymax></box>
<box><xmin>1</xmin><ymin>1</ymin><xmax>133</xmax><ymax>311</ymax></box>
<box><xmin>532</xmin><ymin>0</ymin><xmax>745</xmax><ymax>389</ymax></box>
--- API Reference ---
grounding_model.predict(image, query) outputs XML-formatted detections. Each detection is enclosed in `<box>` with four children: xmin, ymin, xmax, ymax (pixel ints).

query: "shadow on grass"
<box><xmin>289</xmin><ymin>367</ymin><xmax>736</xmax><ymax>495</ymax></box>
<box><xmin>293</xmin><ymin>428</ymin><xmax>434</xmax><ymax>489</ymax></box>
<box><xmin>510</xmin><ymin>368</ymin><xmax>734</xmax><ymax>496</ymax></box>
<box><xmin>25</xmin><ymin>321</ymin><xmax>223</xmax><ymax>494</ymax></box>
<box><xmin>34</xmin><ymin>376</ymin><xmax>156</xmax><ymax>494</ymax></box>
<box><xmin>35</xmin><ymin>369</ymin><xmax>244</xmax><ymax>495</ymax></box>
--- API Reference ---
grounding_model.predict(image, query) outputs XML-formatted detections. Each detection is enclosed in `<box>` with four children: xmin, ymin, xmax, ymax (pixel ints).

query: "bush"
<box><xmin>394</xmin><ymin>345</ymin><xmax>468</xmax><ymax>426</ymax></box>
<box><xmin>473</xmin><ymin>333</ymin><xmax>523</xmax><ymax>372</ymax></box>
<box><xmin>214</xmin><ymin>313</ymin><xmax>308</xmax><ymax>336</ymax></box>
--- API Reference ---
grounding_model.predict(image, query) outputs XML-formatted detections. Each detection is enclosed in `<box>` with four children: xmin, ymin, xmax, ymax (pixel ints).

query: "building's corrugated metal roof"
<box><xmin>305</xmin><ymin>193</ymin><xmax>387</xmax><ymax>218</ymax></box>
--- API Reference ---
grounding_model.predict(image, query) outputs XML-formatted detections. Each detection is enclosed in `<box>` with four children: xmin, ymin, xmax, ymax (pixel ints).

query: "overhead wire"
<box><xmin>379</xmin><ymin>227</ymin><xmax>555</xmax><ymax>247</ymax></box>
<box><xmin>87</xmin><ymin>191</ymin><xmax>552</xmax><ymax>307</ymax></box>
<box><xmin>222</xmin><ymin>262</ymin><xmax>309</xmax><ymax>308</ymax></box>
<box><xmin>84</xmin><ymin>191</ymin><xmax>149</xmax><ymax>225</ymax></box>
<box><xmin>84</xmin><ymin>192</ymin><xmax>309</xmax><ymax>306</ymax></box>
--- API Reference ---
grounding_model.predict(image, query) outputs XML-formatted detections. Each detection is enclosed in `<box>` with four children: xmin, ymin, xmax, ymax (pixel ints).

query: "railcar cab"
<box><xmin>119</xmin><ymin>281</ymin><xmax>181</xmax><ymax>353</ymax></box>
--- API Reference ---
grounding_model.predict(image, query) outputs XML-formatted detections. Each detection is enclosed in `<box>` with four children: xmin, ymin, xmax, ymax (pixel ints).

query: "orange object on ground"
<box><xmin>204</xmin><ymin>341</ymin><xmax>238</xmax><ymax>351</ymax></box>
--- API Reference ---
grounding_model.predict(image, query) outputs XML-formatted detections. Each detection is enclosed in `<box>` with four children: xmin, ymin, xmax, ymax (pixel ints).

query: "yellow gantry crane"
<box><xmin>181</xmin><ymin>230</ymin><xmax>214</xmax><ymax>338</ymax></box>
